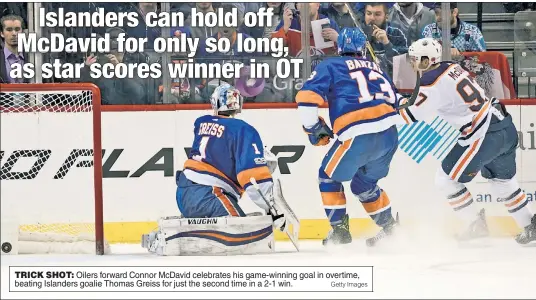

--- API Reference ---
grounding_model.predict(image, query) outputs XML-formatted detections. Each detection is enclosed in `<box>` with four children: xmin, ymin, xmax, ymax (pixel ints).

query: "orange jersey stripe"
<box><xmin>333</xmin><ymin>103</ymin><xmax>395</xmax><ymax>134</ymax></box>
<box><xmin>463</xmin><ymin>101</ymin><xmax>491</xmax><ymax>136</ymax></box>
<box><xmin>504</xmin><ymin>194</ymin><xmax>526</xmax><ymax>208</ymax></box>
<box><xmin>213</xmin><ymin>187</ymin><xmax>239</xmax><ymax>217</ymax></box>
<box><xmin>325</xmin><ymin>139</ymin><xmax>352</xmax><ymax>177</ymax></box>
<box><xmin>184</xmin><ymin>159</ymin><xmax>244</xmax><ymax>194</ymax></box>
<box><xmin>362</xmin><ymin>191</ymin><xmax>390</xmax><ymax>214</ymax></box>
<box><xmin>450</xmin><ymin>139</ymin><xmax>481</xmax><ymax>180</ymax></box>
<box><xmin>321</xmin><ymin>192</ymin><xmax>346</xmax><ymax>206</ymax></box>
<box><xmin>296</xmin><ymin>90</ymin><xmax>325</xmax><ymax>106</ymax></box>
<box><xmin>237</xmin><ymin>166</ymin><xmax>272</xmax><ymax>188</ymax></box>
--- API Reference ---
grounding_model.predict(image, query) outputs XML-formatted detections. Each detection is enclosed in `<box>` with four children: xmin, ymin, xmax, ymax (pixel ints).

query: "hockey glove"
<box><xmin>303</xmin><ymin>117</ymin><xmax>334</xmax><ymax>146</ymax></box>
<box><xmin>263</xmin><ymin>146</ymin><xmax>278</xmax><ymax>174</ymax></box>
<box><xmin>269</xmin><ymin>210</ymin><xmax>287</xmax><ymax>232</ymax></box>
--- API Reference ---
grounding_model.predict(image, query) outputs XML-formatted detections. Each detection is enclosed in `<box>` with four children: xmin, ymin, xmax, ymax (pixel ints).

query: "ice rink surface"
<box><xmin>2</xmin><ymin>233</ymin><xmax>535</xmax><ymax>300</ymax></box>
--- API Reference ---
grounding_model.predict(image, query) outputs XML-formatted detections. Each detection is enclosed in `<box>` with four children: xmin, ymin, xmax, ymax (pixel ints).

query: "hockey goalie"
<box><xmin>142</xmin><ymin>83</ymin><xmax>300</xmax><ymax>256</ymax></box>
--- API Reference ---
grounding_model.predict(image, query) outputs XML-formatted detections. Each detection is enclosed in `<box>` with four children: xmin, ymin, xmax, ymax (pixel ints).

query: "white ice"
<box><xmin>2</xmin><ymin>235</ymin><xmax>535</xmax><ymax>300</ymax></box>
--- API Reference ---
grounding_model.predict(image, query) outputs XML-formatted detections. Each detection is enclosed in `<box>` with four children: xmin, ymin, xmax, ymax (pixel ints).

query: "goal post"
<box><xmin>0</xmin><ymin>83</ymin><xmax>106</xmax><ymax>255</ymax></box>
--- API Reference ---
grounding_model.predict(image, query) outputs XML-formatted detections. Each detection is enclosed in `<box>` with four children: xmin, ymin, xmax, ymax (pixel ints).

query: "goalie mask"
<box><xmin>408</xmin><ymin>38</ymin><xmax>442</xmax><ymax>71</ymax></box>
<box><xmin>210</xmin><ymin>83</ymin><xmax>244</xmax><ymax>116</ymax></box>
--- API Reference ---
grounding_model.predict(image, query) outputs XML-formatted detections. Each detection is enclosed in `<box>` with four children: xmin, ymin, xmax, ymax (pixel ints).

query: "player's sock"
<box><xmin>446</xmin><ymin>187</ymin><xmax>480</xmax><ymax>224</ymax></box>
<box><xmin>355</xmin><ymin>186</ymin><xmax>393</xmax><ymax>228</ymax></box>
<box><xmin>319</xmin><ymin>174</ymin><xmax>347</xmax><ymax>226</ymax></box>
<box><xmin>491</xmin><ymin>178</ymin><xmax>534</xmax><ymax>230</ymax></box>
<box><xmin>501</xmin><ymin>189</ymin><xmax>533</xmax><ymax>229</ymax></box>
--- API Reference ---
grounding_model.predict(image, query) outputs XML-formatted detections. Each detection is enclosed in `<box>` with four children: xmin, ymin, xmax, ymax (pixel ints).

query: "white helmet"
<box><xmin>408</xmin><ymin>38</ymin><xmax>442</xmax><ymax>71</ymax></box>
<box><xmin>210</xmin><ymin>83</ymin><xmax>243</xmax><ymax>116</ymax></box>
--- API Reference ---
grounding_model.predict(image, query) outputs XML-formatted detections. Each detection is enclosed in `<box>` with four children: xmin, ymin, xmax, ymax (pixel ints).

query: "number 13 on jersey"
<box><xmin>350</xmin><ymin>70</ymin><xmax>397</xmax><ymax>104</ymax></box>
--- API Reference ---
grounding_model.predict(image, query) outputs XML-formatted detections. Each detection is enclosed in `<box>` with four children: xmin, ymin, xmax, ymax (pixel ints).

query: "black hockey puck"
<box><xmin>1</xmin><ymin>242</ymin><xmax>12</xmax><ymax>253</ymax></box>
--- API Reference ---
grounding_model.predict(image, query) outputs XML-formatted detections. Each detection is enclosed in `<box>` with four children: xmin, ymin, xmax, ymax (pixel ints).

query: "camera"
<box><xmin>291</xmin><ymin>9</ymin><xmax>300</xmax><ymax>19</ymax></box>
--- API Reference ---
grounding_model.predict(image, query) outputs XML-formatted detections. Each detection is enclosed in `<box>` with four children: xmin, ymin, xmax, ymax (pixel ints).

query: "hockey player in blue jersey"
<box><xmin>176</xmin><ymin>83</ymin><xmax>283</xmax><ymax>222</ymax></box>
<box><xmin>142</xmin><ymin>83</ymin><xmax>298</xmax><ymax>256</ymax></box>
<box><xmin>295</xmin><ymin>27</ymin><xmax>402</xmax><ymax>247</ymax></box>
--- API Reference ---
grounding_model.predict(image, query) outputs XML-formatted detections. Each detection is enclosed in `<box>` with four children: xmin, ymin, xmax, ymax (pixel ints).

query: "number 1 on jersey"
<box><xmin>198</xmin><ymin>136</ymin><xmax>210</xmax><ymax>159</ymax></box>
<box><xmin>252</xmin><ymin>143</ymin><xmax>261</xmax><ymax>155</ymax></box>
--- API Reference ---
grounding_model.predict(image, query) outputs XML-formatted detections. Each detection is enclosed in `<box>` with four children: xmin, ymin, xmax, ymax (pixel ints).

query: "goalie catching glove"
<box><xmin>303</xmin><ymin>116</ymin><xmax>334</xmax><ymax>146</ymax></box>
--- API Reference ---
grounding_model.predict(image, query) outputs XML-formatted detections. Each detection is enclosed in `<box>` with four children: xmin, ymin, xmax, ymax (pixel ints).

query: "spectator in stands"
<box><xmin>125</xmin><ymin>2</ymin><xmax>162</xmax><ymax>51</ymax></box>
<box><xmin>195</xmin><ymin>4</ymin><xmax>253</xmax><ymax>100</ymax></box>
<box><xmin>503</xmin><ymin>3</ymin><xmax>536</xmax><ymax>13</ymax></box>
<box><xmin>389</xmin><ymin>3</ymin><xmax>435</xmax><ymax>44</ymax></box>
<box><xmin>0</xmin><ymin>3</ymin><xmax>27</xmax><ymax>27</ymax></box>
<box><xmin>241</xmin><ymin>3</ymin><xmax>285</xmax><ymax>39</ymax></box>
<box><xmin>197</xmin><ymin>4</ymin><xmax>249</xmax><ymax>59</ymax></box>
<box><xmin>320</xmin><ymin>3</ymin><xmax>357</xmax><ymax>29</ymax></box>
<box><xmin>272</xmin><ymin>3</ymin><xmax>340</xmax><ymax>57</ymax></box>
<box><xmin>421</xmin><ymin>2</ymin><xmax>486</xmax><ymax>55</ymax></box>
<box><xmin>81</xmin><ymin>27</ymin><xmax>156</xmax><ymax>105</ymax></box>
<box><xmin>0</xmin><ymin>14</ymin><xmax>28</xmax><ymax>83</ymax></box>
<box><xmin>362</xmin><ymin>3</ymin><xmax>408</xmax><ymax>77</ymax></box>
<box><xmin>185</xmin><ymin>2</ymin><xmax>219</xmax><ymax>41</ymax></box>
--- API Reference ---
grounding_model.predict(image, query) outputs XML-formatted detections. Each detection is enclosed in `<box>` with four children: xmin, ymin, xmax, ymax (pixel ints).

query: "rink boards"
<box><xmin>1</xmin><ymin>104</ymin><xmax>535</xmax><ymax>243</ymax></box>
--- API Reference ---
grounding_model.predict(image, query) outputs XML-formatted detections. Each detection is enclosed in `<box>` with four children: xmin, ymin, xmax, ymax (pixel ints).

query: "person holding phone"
<box><xmin>362</xmin><ymin>3</ymin><xmax>408</xmax><ymax>77</ymax></box>
<box><xmin>272</xmin><ymin>3</ymin><xmax>340</xmax><ymax>57</ymax></box>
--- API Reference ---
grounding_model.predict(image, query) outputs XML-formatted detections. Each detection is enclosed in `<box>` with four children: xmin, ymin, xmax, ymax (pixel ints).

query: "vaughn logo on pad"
<box><xmin>187</xmin><ymin>219</ymin><xmax>218</xmax><ymax>225</ymax></box>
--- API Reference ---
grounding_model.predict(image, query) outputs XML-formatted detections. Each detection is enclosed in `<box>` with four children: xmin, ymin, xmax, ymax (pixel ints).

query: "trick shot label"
<box><xmin>9</xmin><ymin>266</ymin><xmax>373</xmax><ymax>292</ymax></box>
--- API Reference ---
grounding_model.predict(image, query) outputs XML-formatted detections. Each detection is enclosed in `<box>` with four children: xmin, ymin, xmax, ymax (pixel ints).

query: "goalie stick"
<box><xmin>249</xmin><ymin>178</ymin><xmax>300</xmax><ymax>252</ymax></box>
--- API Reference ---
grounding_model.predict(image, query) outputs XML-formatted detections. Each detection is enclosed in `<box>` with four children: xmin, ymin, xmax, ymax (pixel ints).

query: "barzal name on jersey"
<box><xmin>296</xmin><ymin>56</ymin><xmax>401</xmax><ymax>141</ymax></box>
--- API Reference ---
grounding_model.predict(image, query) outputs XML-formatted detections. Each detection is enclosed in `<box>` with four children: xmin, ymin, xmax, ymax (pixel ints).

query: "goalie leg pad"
<box><xmin>145</xmin><ymin>215</ymin><xmax>275</xmax><ymax>256</ymax></box>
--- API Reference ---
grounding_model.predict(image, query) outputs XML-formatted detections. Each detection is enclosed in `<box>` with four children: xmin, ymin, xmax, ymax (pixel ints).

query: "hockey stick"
<box><xmin>249</xmin><ymin>178</ymin><xmax>300</xmax><ymax>252</ymax></box>
<box><xmin>397</xmin><ymin>71</ymin><xmax>422</xmax><ymax>110</ymax></box>
<box><xmin>344</xmin><ymin>3</ymin><xmax>379</xmax><ymax>65</ymax></box>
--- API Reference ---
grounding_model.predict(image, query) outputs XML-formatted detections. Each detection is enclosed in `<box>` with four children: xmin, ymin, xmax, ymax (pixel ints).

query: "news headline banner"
<box><xmin>9</xmin><ymin>266</ymin><xmax>373</xmax><ymax>292</ymax></box>
<box><xmin>12</xmin><ymin>7</ymin><xmax>302</xmax><ymax>80</ymax></box>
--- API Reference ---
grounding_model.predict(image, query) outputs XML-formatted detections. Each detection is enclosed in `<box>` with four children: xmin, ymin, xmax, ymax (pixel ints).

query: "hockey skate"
<box><xmin>456</xmin><ymin>208</ymin><xmax>489</xmax><ymax>241</ymax></box>
<box><xmin>322</xmin><ymin>214</ymin><xmax>352</xmax><ymax>246</ymax></box>
<box><xmin>515</xmin><ymin>214</ymin><xmax>536</xmax><ymax>245</ymax></box>
<box><xmin>366</xmin><ymin>213</ymin><xmax>399</xmax><ymax>247</ymax></box>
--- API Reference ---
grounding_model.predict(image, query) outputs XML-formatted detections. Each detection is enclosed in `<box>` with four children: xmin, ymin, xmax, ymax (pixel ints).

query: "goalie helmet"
<box><xmin>210</xmin><ymin>83</ymin><xmax>244</xmax><ymax>116</ymax></box>
<box><xmin>408</xmin><ymin>38</ymin><xmax>442</xmax><ymax>71</ymax></box>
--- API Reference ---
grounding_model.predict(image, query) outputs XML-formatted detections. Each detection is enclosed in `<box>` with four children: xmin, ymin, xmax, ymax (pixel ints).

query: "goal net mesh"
<box><xmin>1</xmin><ymin>85</ymin><xmax>106</xmax><ymax>254</ymax></box>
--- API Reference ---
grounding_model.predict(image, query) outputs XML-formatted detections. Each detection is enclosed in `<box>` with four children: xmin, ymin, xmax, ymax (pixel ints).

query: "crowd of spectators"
<box><xmin>0</xmin><ymin>2</ymin><xmax>532</xmax><ymax>105</ymax></box>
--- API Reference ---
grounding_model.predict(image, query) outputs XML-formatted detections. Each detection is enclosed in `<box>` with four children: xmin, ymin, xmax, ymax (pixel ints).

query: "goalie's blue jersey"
<box><xmin>296</xmin><ymin>56</ymin><xmax>400</xmax><ymax>140</ymax></box>
<box><xmin>182</xmin><ymin>115</ymin><xmax>272</xmax><ymax>199</ymax></box>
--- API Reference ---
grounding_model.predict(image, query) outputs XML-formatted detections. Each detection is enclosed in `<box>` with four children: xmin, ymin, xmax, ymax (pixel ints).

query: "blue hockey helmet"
<box><xmin>210</xmin><ymin>83</ymin><xmax>243</xmax><ymax>116</ymax></box>
<box><xmin>337</xmin><ymin>27</ymin><xmax>367</xmax><ymax>56</ymax></box>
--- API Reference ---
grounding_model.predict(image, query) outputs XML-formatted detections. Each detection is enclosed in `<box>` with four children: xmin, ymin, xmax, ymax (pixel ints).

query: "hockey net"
<box><xmin>0</xmin><ymin>83</ymin><xmax>107</xmax><ymax>255</ymax></box>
